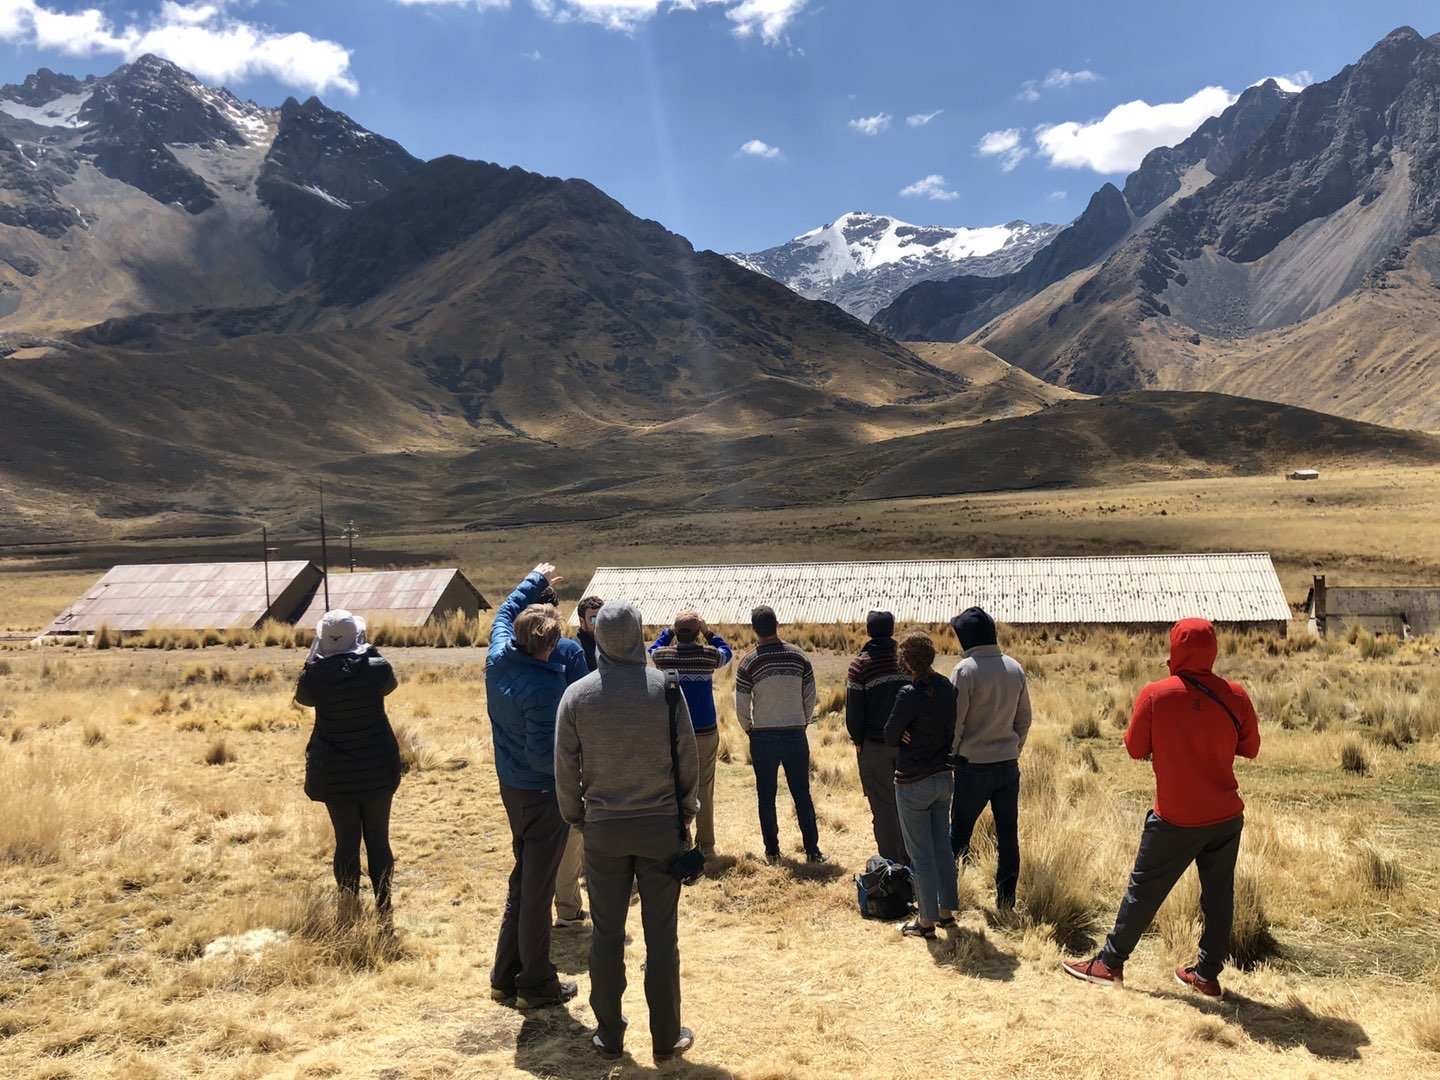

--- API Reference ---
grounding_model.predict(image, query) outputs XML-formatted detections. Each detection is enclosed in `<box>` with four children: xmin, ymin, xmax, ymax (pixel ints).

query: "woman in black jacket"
<box><xmin>295</xmin><ymin>611</ymin><xmax>402</xmax><ymax>927</ymax></box>
<box><xmin>884</xmin><ymin>632</ymin><xmax>958</xmax><ymax>939</ymax></box>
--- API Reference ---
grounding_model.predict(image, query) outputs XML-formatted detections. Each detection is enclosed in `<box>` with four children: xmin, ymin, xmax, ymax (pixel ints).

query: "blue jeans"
<box><xmin>896</xmin><ymin>772</ymin><xmax>959</xmax><ymax>923</ymax></box>
<box><xmin>749</xmin><ymin>729</ymin><xmax>820</xmax><ymax>856</ymax></box>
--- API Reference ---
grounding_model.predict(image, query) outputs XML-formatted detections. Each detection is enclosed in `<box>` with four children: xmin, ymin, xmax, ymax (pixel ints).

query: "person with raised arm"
<box><xmin>486</xmin><ymin>563</ymin><xmax>580</xmax><ymax>1011</ymax></box>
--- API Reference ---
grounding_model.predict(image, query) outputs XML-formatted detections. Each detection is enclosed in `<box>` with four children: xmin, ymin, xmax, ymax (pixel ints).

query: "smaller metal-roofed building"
<box><xmin>294</xmin><ymin>569</ymin><xmax>489</xmax><ymax>629</ymax></box>
<box><xmin>44</xmin><ymin>561</ymin><xmax>322</xmax><ymax>635</ymax></box>
<box><xmin>577</xmin><ymin>554</ymin><xmax>1292</xmax><ymax>631</ymax></box>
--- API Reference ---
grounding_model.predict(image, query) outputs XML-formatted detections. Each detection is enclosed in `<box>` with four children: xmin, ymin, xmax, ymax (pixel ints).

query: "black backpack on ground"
<box><xmin>855</xmin><ymin>855</ymin><xmax>914</xmax><ymax>921</ymax></box>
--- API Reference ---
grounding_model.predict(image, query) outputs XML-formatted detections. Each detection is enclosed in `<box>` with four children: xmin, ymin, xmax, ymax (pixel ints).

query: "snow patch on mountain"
<box><xmin>0</xmin><ymin>91</ymin><xmax>92</xmax><ymax>128</ymax></box>
<box><xmin>731</xmin><ymin>211</ymin><xmax>1064</xmax><ymax>321</ymax></box>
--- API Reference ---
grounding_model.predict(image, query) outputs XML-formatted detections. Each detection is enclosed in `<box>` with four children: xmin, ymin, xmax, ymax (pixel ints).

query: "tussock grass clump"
<box><xmin>1411</xmin><ymin>1000</ymin><xmax>1440</xmax><ymax>1053</ymax></box>
<box><xmin>204</xmin><ymin>737</ymin><xmax>236</xmax><ymax>766</ymax></box>
<box><xmin>1069</xmin><ymin>714</ymin><xmax>1101</xmax><ymax>740</ymax></box>
<box><xmin>1353</xmin><ymin>842</ymin><xmax>1405</xmax><ymax>894</ymax></box>
<box><xmin>1339</xmin><ymin>740</ymin><xmax>1370</xmax><ymax>776</ymax></box>
<box><xmin>1229</xmin><ymin>872</ymin><xmax>1280</xmax><ymax>969</ymax></box>
<box><xmin>394</xmin><ymin>723</ymin><xmax>442</xmax><ymax>774</ymax></box>
<box><xmin>93</xmin><ymin>625</ymin><xmax>115</xmax><ymax>650</ymax></box>
<box><xmin>81</xmin><ymin>721</ymin><xmax>107</xmax><ymax>747</ymax></box>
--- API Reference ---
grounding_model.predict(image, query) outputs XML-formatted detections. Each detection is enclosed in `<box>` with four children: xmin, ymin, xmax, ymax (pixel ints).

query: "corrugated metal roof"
<box><xmin>45</xmin><ymin>562</ymin><xmax>318</xmax><ymax>633</ymax></box>
<box><xmin>294</xmin><ymin>569</ymin><xmax>485</xmax><ymax>628</ymax></box>
<box><xmin>577</xmin><ymin>554</ymin><xmax>1292</xmax><ymax>627</ymax></box>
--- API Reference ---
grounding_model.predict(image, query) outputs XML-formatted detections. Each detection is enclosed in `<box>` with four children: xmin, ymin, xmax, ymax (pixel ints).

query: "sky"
<box><xmin>0</xmin><ymin>1</ymin><xmax>1435</xmax><ymax>252</ymax></box>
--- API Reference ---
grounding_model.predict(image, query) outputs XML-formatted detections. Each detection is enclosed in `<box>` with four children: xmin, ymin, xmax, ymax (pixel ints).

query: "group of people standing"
<box><xmin>292</xmin><ymin>563</ymin><xmax>1264</xmax><ymax>1064</ymax></box>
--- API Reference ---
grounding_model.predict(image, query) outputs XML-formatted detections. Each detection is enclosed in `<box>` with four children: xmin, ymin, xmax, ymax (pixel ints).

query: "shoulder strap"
<box><xmin>664</xmin><ymin>672</ymin><xmax>687</xmax><ymax>843</ymax></box>
<box><xmin>1177</xmin><ymin>673</ymin><xmax>1243</xmax><ymax>741</ymax></box>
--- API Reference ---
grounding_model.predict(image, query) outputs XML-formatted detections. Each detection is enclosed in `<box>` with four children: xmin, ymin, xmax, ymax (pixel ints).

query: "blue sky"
<box><xmin>0</xmin><ymin>1</ymin><xmax>1435</xmax><ymax>251</ymax></box>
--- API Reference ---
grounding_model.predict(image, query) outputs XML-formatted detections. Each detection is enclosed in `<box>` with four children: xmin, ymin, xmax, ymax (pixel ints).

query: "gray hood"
<box><xmin>594</xmin><ymin>601</ymin><xmax>647</xmax><ymax>665</ymax></box>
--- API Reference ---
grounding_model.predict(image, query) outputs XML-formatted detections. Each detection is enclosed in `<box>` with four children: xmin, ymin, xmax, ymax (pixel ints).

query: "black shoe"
<box><xmin>591</xmin><ymin>1034</ymin><xmax>622</xmax><ymax>1061</ymax></box>
<box><xmin>805</xmin><ymin>849</ymin><xmax>827</xmax><ymax>864</ymax></box>
<box><xmin>490</xmin><ymin>986</ymin><xmax>516</xmax><ymax>1006</ymax></box>
<box><xmin>514</xmin><ymin>980</ymin><xmax>578</xmax><ymax>1010</ymax></box>
<box><xmin>655</xmin><ymin>1027</ymin><xmax>695</xmax><ymax>1062</ymax></box>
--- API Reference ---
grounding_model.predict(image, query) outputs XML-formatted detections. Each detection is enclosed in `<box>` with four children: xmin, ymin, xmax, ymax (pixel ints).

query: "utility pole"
<box><xmin>260</xmin><ymin>524</ymin><xmax>277</xmax><ymax>610</ymax></box>
<box><xmin>341</xmin><ymin>519</ymin><xmax>360</xmax><ymax>573</ymax></box>
<box><xmin>319</xmin><ymin>483</ymin><xmax>331</xmax><ymax>611</ymax></box>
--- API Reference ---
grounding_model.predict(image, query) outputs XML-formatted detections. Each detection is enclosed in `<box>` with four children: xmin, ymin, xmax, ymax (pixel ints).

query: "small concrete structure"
<box><xmin>1305</xmin><ymin>575</ymin><xmax>1440</xmax><ymax>638</ymax></box>
<box><xmin>1287</xmin><ymin>469</ymin><xmax>1320</xmax><ymax>481</ymax></box>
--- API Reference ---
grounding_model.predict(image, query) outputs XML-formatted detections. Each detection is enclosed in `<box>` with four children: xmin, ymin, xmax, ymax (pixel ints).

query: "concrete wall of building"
<box><xmin>1310</xmin><ymin>587</ymin><xmax>1440</xmax><ymax>637</ymax></box>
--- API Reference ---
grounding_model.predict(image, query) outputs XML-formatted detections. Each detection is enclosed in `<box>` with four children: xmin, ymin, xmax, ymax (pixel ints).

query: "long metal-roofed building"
<box><xmin>294</xmin><ymin>569</ymin><xmax>489</xmax><ymax>629</ymax></box>
<box><xmin>578</xmin><ymin>554</ymin><xmax>1293</xmax><ymax>631</ymax></box>
<box><xmin>44</xmin><ymin>561</ymin><xmax>323</xmax><ymax>635</ymax></box>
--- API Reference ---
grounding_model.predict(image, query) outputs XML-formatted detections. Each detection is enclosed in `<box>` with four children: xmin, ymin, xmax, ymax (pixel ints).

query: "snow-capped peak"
<box><xmin>730</xmin><ymin>211</ymin><xmax>1064</xmax><ymax>321</ymax></box>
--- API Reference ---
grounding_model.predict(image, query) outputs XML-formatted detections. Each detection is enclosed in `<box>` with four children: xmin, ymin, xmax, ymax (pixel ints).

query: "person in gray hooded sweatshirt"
<box><xmin>555</xmin><ymin>601</ymin><xmax>700</xmax><ymax>1064</ymax></box>
<box><xmin>949</xmin><ymin>606</ymin><xmax>1032</xmax><ymax>911</ymax></box>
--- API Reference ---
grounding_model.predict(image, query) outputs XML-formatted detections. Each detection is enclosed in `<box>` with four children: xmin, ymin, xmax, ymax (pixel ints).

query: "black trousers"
<box><xmin>857</xmin><ymin>741</ymin><xmax>909</xmax><ymax>865</ymax></box>
<box><xmin>324</xmin><ymin>791</ymin><xmax>395</xmax><ymax>913</ymax></box>
<box><xmin>1100</xmin><ymin>811</ymin><xmax>1244</xmax><ymax>980</ymax></box>
<box><xmin>585</xmin><ymin>816</ymin><xmax>684</xmax><ymax>1057</ymax></box>
<box><xmin>750</xmin><ymin>729</ymin><xmax>820</xmax><ymax>856</ymax></box>
<box><xmin>491</xmin><ymin>784</ymin><xmax>570</xmax><ymax>996</ymax></box>
<box><xmin>950</xmin><ymin>759</ymin><xmax>1020</xmax><ymax>906</ymax></box>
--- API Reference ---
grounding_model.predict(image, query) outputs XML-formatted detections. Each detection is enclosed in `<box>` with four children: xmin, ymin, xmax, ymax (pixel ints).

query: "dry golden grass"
<box><xmin>1</xmin><ymin>627</ymin><xmax>1438</xmax><ymax>1078</ymax></box>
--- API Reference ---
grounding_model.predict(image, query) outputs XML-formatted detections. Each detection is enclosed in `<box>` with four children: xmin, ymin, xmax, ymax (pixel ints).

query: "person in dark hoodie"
<box><xmin>884</xmin><ymin>632</ymin><xmax>958</xmax><ymax>939</ymax></box>
<box><xmin>949</xmin><ymin>607</ymin><xmax>1032</xmax><ymax>911</ymax></box>
<box><xmin>846</xmin><ymin>610</ymin><xmax>910</xmax><ymax>865</ymax></box>
<box><xmin>487</xmin><ymin>564</ymin><xmax>582</xmax><ymax>1011</ymax></box>
<box><xmin>1064</xmin><ymin>618</ymin><xmax>1261</xmax><ymax>998</ymax></box>
<box><xmin>556</xmin><ymin>600</ymin><xmax>700</xmax><ymax>1064</ymax></box>
<box><xmin>295</xmin><ymin>610</ymin><xmax>401</xmax><ymax>928</ymax></box>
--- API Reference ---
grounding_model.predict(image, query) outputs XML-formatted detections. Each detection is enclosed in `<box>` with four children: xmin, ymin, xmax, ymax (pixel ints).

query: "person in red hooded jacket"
<box><xmin>1063</xmin><ymin>618</ymin><xmax>1261</xmax><ymax>998</ymax></box>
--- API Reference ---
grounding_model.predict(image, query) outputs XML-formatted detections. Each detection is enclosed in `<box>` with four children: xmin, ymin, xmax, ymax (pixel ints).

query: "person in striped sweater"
<box><xmin>735</xmin><ymin>606</ymin><xmax>825</xmax><ymax>864</ymax></box>
<box><xmin>650</xmin><ymin>611</ymin><xmax>732</xmax><ymax>858</ymax></box>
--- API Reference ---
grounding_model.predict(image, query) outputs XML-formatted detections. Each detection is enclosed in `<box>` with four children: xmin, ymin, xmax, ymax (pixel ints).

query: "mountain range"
<box><xmin>729</xmin><ymin>213</ymin><xmax>1061</xmax><ymax>321</ymax></box>
<box><xmin>0</xmin><ymin>41</ymin><xmax>1437</xmax><ymax>544</ymax></box>
<box><xmin>874</xmin><ymin>27</ymin><xmax>1440</xmax><ymax>431</ymax></box>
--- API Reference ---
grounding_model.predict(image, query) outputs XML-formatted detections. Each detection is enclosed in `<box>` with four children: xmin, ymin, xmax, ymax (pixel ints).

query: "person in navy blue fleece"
<box><xmin>649</xmin><ymin>611</ymin><xmax>732</xmax><ymax>857</ymax></box>
<box><xmin>487</xmin><ymin>563</ymin><xmax>586</xmax><ymax>1010</ymax></box>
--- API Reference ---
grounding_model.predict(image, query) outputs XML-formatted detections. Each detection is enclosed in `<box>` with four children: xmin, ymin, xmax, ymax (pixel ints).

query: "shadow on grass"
<box><xmin>1157</xmin><ymin>988</ymin><xmax>1371</xmax><ymax>1061</ymax></box>
<box><xmin>703</xmin><ymin>852</ymin><xmax>845</xmax><ymax>885</ymax></box>
<box><xmin>514</xmin><ymin>1009</ymin><xmax>739</xmax><ymax>1078</ymax></box>
<box><xmin>931</xmin><ymin>927</ymin><xmax>1021</xmax><ymax>982</ymax></box>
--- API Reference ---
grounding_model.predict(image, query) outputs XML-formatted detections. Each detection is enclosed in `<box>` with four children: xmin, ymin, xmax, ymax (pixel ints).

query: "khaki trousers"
<box><xmin>554</xmin><ymin>827</ymin><xmax>585</xmax><ymax>921</ymax></box>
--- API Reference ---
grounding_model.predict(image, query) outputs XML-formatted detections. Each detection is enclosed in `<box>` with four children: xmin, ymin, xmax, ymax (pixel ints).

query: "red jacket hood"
<box><xmin>1168</xmin><ymin>618</ymin><xmax>1218</xmax><ymax>676</ymax></box>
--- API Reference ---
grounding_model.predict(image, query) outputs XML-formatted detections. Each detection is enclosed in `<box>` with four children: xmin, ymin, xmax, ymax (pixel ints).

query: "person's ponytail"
<box><xmin>898</xmin><ymin>631</ymin><xmax>937</xmax><ymax>693</ymax></box>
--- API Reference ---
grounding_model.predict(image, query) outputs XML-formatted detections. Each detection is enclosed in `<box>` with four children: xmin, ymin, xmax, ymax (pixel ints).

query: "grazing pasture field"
<box><xmin>1</xmin><ymin>627</ymin><xmax>1438</xmax><ymax>1079</ymax></box>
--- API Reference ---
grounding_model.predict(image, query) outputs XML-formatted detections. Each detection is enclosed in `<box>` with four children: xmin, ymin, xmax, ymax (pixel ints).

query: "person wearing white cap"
<box><xmin>294</xmin><ymin>610</ymin><xmax>402</xmax><ymax>928</ymax></box>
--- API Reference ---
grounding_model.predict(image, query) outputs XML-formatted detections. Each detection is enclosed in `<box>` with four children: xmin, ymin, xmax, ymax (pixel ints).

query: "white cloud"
<box><xmin>1261</xmin><ymin>70</ymin><xmax>1313</xmax><ymax>94</ymax></box>
<box><xmin>0</xmin><ymin>0</ymin><xmax>358</xmax><ymax>94</ymax></box>
<box><xmin>899</xmin><ymin>174</ymin><xmax>958</xmax><ymax>201</ymax></box>
<box><xmin>399</xmin><ymin>0</ymin><xmax>808</xmax><ymax>45</ymax></box>
<box><xmin>1034</xmin><ymin>85</ymin><xmax>1236</xmax><ymax>174</ymax></box>
<box><xmin>738</xmin><ymin>137</ymin><xmax>780</xmax><ymax>158</ymax></box>
<box><xmin>521</xmin><ymin>47</ymin><xmax>543</xmax><ymax>60</ymax></box>
<box><xmin>976</xmin><ymin>127</ymin><xmax>1030</xmax><ymax>172</ymax></box>
<box><xmin>1019</xmin><ymin>67</ymin><xmax>1101</xmax><ymax>102</ymax></box>
<box><xmin>905</xmin><ymin>108</ymin><xmax>941</xmax><ymax>127</ymax></box>
<box><xmin>848</xmin><ymin>111</ymin><xmax>890</xmax><ymax>136</ymax></box>
<box><xmin>1047</xmin><ymin>190</ymin><xmax>1067</xmax><ymax>201</ymax></box>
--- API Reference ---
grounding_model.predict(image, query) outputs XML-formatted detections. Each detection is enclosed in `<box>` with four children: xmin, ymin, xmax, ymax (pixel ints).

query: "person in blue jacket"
<box><xmin>487</xmin><ymin>562</ymin><xmax>586</xmax><ymax>1010</ymax></box>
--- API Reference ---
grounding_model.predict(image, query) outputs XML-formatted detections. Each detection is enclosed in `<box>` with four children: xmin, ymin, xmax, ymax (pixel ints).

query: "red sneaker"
<box><xmin>1062</xmin><ymin>957</ymin><xmax>1124</xmax><ymax>986</ymax></box>
<box><xmin>1175</xmin><ymin>965</ymin><xmax>1223</xmax><ymax>998</ymax></box>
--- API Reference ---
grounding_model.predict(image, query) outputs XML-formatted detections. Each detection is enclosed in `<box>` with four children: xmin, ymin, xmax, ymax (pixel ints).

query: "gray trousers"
<box><xmin>584</xmin><ymin>816</ymin><xmax>684</xmax><ymax>1057</ymax></box>
<box><xmin>857</xmin><ymin>742</ymin><xmax>909</xmax><ymax>865</ymax></box>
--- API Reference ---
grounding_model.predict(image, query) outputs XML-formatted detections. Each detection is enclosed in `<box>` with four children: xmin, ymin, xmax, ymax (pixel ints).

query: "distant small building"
<box><xmin>578</xmin><ymin>553</ymin><xmax>1292</xmax><ymax>632</ymax></box>
<box><xmin>45</xmin><ymin>561</ymin><xmax>322</xmax><ymax>635</ymax></box>
<box><xmin>294</xmin><ymin>569</ymin><xmax>489</xmax><ymax>629</ymax></box>
<box><xmin>1287</xmin><ymin>469</ymin><xmax>1320</xmax><ymax>481</ymax></box>
<box><xmin>1305</xmin><ymin>576</ymin><xmax>1440</xmax><ymax>638</ymax></box>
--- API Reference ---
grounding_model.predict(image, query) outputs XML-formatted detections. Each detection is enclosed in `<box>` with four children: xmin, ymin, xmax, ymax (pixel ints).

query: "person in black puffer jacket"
<box><xmin>295</xmin><ymin>610</ymin><xmax>402</xmax><ymax>926</ymax></box>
